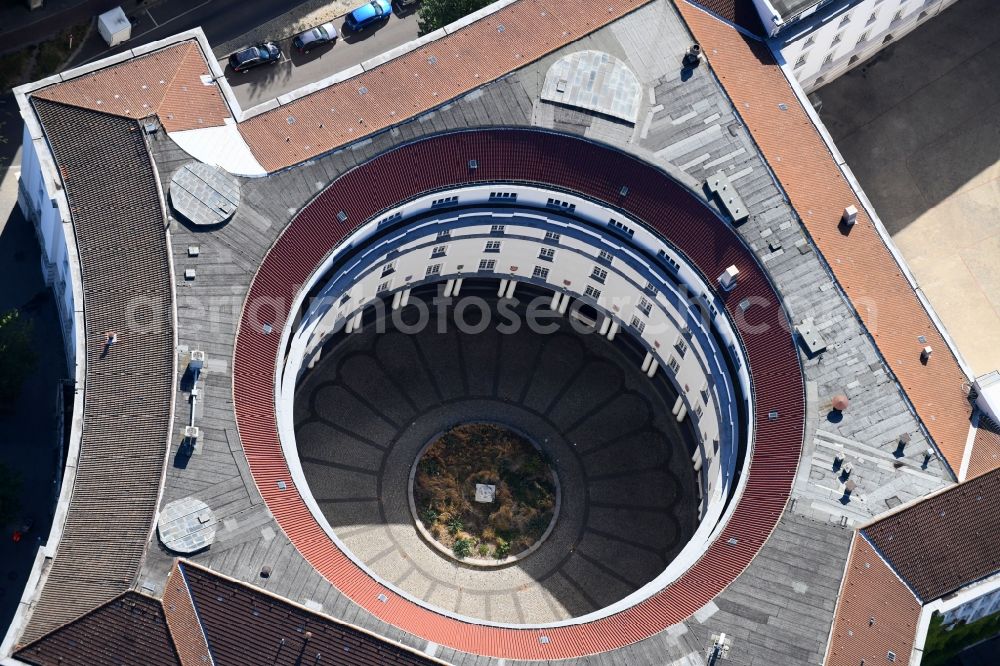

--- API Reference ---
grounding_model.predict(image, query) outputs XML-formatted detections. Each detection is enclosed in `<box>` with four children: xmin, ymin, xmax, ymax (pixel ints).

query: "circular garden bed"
<box><xmin>412</xmin><ymin>423</ymin><xmax>558</xmax><ymax>562</ymax></box>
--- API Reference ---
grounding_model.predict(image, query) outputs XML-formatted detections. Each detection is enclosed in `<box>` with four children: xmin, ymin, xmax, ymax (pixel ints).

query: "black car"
<box><xmin>228</xmin><ymin>42</ymin><xmax>281</xmax><ymax>72</ymax></box>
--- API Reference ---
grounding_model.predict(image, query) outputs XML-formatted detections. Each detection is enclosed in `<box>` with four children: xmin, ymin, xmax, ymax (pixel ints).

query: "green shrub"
<box><xmin>494</xmin><ymin>538</ymin><xmax>510</xmax><ymax>559</ymax></box>
<box><xmin>453</xmin><ymin>538</ymin><xmax>472</xmax><ymax>558</ymax></box>
<box><xmin>446</xmin><ymin>516</ymin><xmax>464</xmax><ymax>535</ymax></box>
<box><xmin>477</xmin><ymin>543</ymin><xmax>490</xmax><ymax>557</ymax></box>
<box><xmin>419</xmin><ymin>506</ymin><xmax>439</xmax><ymax>527</ymax></box>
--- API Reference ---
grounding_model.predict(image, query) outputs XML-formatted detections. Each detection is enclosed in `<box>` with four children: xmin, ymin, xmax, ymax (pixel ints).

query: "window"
<box><xmin>657</xmin><ymin>249</ymin><xmax>680</xmax><ymax>272</ymax></box>
<box><xmin>695</xmin><ymin>404</ymin><xmax>704</xmax><ymax>419</ymax></box>
<box><xmin>598</xmin><ymin>249</ymin><xmax>614</xmax><ymax>264</ymax></box>
<box><xmin>546</xmin><ymin>198</ymin><xmax>577</xmax><ymax>213</ymax></box>
<box><xmin>381</xmin><ymin>261</ymin><xmax>396</xmax><ymax>277</ymax></box>
<box><xmin>340</xmin><ymin>293</ymin><xmax>351</xmax><ymax>305</ymax></box>
<box><xmin>645</xmin><ymin>282</ymin><xmax>658</xmax><ymax>296</ymax></box>
<box><xmin>484</xmin><ymin>240</ymin><xmax>502</xmax><ymax>253</ymax></box>
<box><xmin>377</xmin><ymin>280</ymin><xmax>391</xmax><ymax>293</ymax></box>
<box><xmin>794</xmin><ymin>55</ymin><xmax>807</xmax><ymax>69</ymax></box>
<box><xmin>838</xmin><ymin>12</ymin><xmax>851</xmax><ymax>28</ymax></box>
<box><xmin>892</xmin><ymin>9</ymin><xmax>903</xmax><ymax>23</ymax></box>
<box><xmin>431</xmin><ymin>244</ymin><xmax>447</xmax><ymax>258</ymax></box>
<box><xmin>638</xmin><ymin>297</ymin><xmax>652</xmax><ymax>316</ymax></box>
<box><xmin>544</xmin><ymin>231</ymin><xmax>561</xmax><ymax>243</ymax></box>
<box><xmin>823</xmin><ymin>53</ymin><xmax>834</xmax><ymax>65</ymax></box>
<box><xmin>887</xmin><ymin>651</ymin><xmax>896</xmax><ymax>663</ymax></box>
<box><xmin>667</xmin><ymin>356</ymin><xmax>680</xmax><ymax>373</ymax></box>
<box><xmin>377</xmin><ymin>211</ymin><xmax>401</xmax><ymax>227</ymax></box>
<box><xmin>489</xmin><ymin>191</ymin><xmax>517</xmax><ymax>202</ymax></box>
<box><xmin>426</xmin><ymin>263</ymin><xmax>442</xmax><ymax>277</ymax></box>
<box><xmin>831</xmin><ymin>32</ymin><xmax>843</xmax><ymax>46</ymax></box>
<box><xmin>585</xmin><ymin>285</ymin><xmax>601</xmax><ymax>299</ymax></box>
<box><xmin>676</xmin><ymin>337</ymin><xmax>688</xmax><ymax>357</ymax></box>
<box><xmin>590</xmin><ymin>266</ymin><xmax>608</xmax><ymax>284</ymax></box>
<box><xmin>608</xmin><ymin>218</ymin><xmax>634</xmax><ymax>237</ymax></box>
<box><xmin>478</xmin><ymin>259</ymin><xmax>496</xmax><ymax>271</ymax></box>
<box><xmin>856</xmin><ymin>31</ymin><xmax>870</xmax><ymax>45</ymax></box>
<box><xmin>532</xmin><ymin>266</ymin><xmax>549</xmax><ymax>280</ymax></box>
<box><xmin>538</xmin><ymin>247</ymin><xmax>556</xmax><ymax>261</ymax></box>
<box><xmin>437</xmin><ymin>229</ymin><xmax>451</xmax><ymax>240</ymax></box>
<box><xmin>867</xmin><ymin>10</ymin><xmax>878</xmax><ymax>25</ymax></box>
<box><xmin>803</xmin><ymin>35</ymin><xmax>815</xmax><ymax>48</ymax></box>
<box><xmin>431</xmin><ymin>195</ymin><xmax>459</xmax><ymax>207</ymax></box>
<box><xmin>631</xmin><ymin>316</ymin><xmax>645</xmax><ymax>334</ymax></box>
<box><xmin>490</xmin><ymin>224</ymin><xmax>506</xmax><ymax>234</ymax></box>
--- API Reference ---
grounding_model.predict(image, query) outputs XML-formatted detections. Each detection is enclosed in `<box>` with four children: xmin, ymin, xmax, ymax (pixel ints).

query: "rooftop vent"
<box><xmin>683</xmin><ymin>43</ymin><xmax>702</xmax><ymax>68</ymax></box>
<box><xmin>718</xmin><ymin>265</ymin><xmax>739</xmax><ymax>292</ymax></box>
<box><xmin>337</xmin><ymin>210</ymin><xmax>348</xmax><ymax>223</ymax></box>
<box><xmin>842</xmin><ymin>205</ymin><xmax>858</xmax><ymax>226</ymax></box>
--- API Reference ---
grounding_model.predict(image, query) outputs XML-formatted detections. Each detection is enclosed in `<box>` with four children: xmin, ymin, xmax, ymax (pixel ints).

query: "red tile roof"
<box><xmin>825</xmin><ymin>535</ymin><xmax>921</xmax><ymax>666</ymax></box>
<box><xmin>14</xmin><ymin>593</ymin><xmax>181</xmax><ymax>666</ymax></box>
<box><xmin>969</xmin><ymin>416</ymin><xmax>1000</xmax><ymax>479</ymax></box>
<box><xmin>686</xmin><ymin>1</ymin><xmax>764</xmax><ymax>34</ymax></box>
<box><xmin>232</xmin><ymin>128</ymin><xmax>804</xmax><ymax>660</ymax></box>
<box><xmin>862</xmin><ymin>466</ymin><xmax>1000</xmax><ymax>602</ymax></box>
<box><xmin>162</xmin><ymin>562</ymin><xmax>213</xmax><ymax>666</ymax></box>
<box><xmin>676</xmin><ymin>1</ymin><xmax>973</xmax><ymax>474</ymax></box>
<box><xmin>177</xmin><ymin>562</ymin><xmax>443</xmax><ymax>666</ymax></box>
<box><xmin>33</xmin><ymin>41</ymin><xmax>231</xmax><ymax>132</ymax></box>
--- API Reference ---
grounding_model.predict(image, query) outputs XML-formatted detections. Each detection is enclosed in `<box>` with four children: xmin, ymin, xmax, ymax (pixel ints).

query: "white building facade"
<box><xmin>754</xmin><ymin>0</ymin><xmax>962</xmax><ymax>92</ymax></box>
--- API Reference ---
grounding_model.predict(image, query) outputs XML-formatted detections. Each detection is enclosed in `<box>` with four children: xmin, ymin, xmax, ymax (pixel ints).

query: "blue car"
<box><xmin>344</xmin><ymin>0</ymin><xmax>392</xmax><ymax>32</ymax></box>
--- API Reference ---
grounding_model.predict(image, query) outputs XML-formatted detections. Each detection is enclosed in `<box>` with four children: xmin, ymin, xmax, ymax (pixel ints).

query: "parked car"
<box><xmin>344</xmin><ymin>0</ymin><xmax>392</xmax><ymax>32</ymax></box>
<box><xmin>292</xmin><ymin>22</ymin><xmax>338</xmax><ymax>53</ymax></box>
<box><xmin>228</xmin><ymin>42</ymin><xmax>281</xmax><ymax>72</ymax></box>
<box><xmin>394</xmin><ymin>0</ymin><xmax>419</xmax><ymax>8</ymax></box>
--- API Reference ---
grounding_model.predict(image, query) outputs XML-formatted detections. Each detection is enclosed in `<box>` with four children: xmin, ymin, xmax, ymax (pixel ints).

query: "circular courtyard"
<box><xmin>293</xmin><ymin>283</ymin><xmax>699</xmax><ymax>624</ymax></box>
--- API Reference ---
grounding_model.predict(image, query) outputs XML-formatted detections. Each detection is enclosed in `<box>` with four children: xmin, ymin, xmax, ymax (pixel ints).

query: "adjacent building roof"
<box><xmin>22</xmin><ymin>99</ymin><xmax>175</xmax><ymax>644</ymax></box>
<box><xmin>969</xmin><ymin>416</ymin><xmax>1000</xmax><ymax>480</ymax></box>
<box><xmin>824</xmin><ymin>535</ymin><xmax>922</xmax><ymax>666</ymax></box>
<box><xmin>33</xmin><ymin>41</ymin><xmax>231</xmax><ymax>132</ymax></box>
<box><xmin>178</xmin><ymin>562</ymin><xmax>442</xmax><ymax>666</ymax></box>
<box><xmin>686</xmin><ymin>0</ymin><xmax>765</xmax><ymax>35</ymax></box>
<box><xmin>15</xmin><ymin>562</ymin><xmax>444</xmax><ymax>666</ymax></box>
<box><xmin>15</xmin><ymin>592</ymin><xmax>180</xmax><ymax>666</ymax></box>
<box><xmin>863</xmin><ymin>466</ymin><xmax>1000</xmax><ymax>602</ymax></box>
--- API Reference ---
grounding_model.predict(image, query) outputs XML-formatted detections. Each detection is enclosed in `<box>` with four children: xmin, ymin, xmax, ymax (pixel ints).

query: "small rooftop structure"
<box><xmin>541</xmin><ymin>50</ymin><xmax>641</xmax><ymax>124</ymax></box>
<box><xmin>169</xmin><ymin>162</ymin><xmax>240</xmax><ymax>226</ymax></box>
<box><xmin>157</xmin><ymin>497</ymin><xmax>217</xmax><ymax>554</ymax></box>
<box><xmin>97</xmin><ymin>6</ymin><xmax>131</xmax><ymax>48</ymax></box>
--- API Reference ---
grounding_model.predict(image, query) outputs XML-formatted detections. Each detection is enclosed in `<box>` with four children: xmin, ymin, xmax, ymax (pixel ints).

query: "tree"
<box><xmin>0</xmin><ymin>309</ymin><xmax>37</xmax><ymax>409</ymax></box>
<box><xmin>417</xmin><ymin>0</ymin><xmax>494</xmax><ymax>36</ymax></box>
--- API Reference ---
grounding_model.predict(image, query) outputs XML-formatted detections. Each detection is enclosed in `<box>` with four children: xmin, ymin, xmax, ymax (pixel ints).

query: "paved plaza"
<box><xmin>818</xmin><ymin>0</ymin><xmax>1000</xmax><ymax>376</ymax></box>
